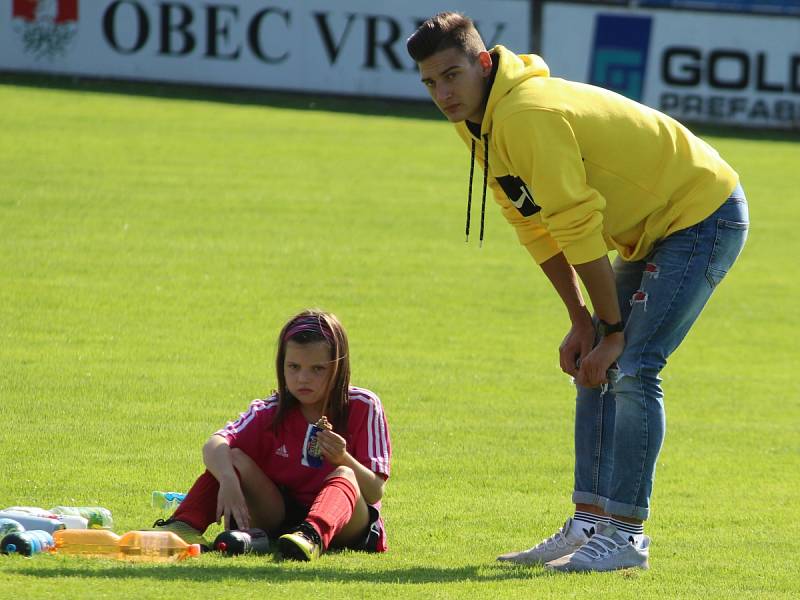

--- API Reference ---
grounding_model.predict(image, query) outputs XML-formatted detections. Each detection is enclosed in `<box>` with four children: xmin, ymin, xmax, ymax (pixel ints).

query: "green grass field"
<box><xmin>1</xmin><ymin>75</ymin><xmax>798</xmax><ymax>599</ymax></box>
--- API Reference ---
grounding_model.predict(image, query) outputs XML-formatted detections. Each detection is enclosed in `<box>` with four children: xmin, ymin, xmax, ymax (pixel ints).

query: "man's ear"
<box><xmin>478</xmin><ymin>51</ymin><xmax>492</xmax><ymax>75</ymax></box>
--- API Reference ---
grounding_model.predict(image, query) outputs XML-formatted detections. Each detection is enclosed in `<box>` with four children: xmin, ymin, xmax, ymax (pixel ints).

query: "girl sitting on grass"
<box><xmin>154</xmin><ymin>309</ymin><xmax>391</xmax><ymax>560</ymax></box>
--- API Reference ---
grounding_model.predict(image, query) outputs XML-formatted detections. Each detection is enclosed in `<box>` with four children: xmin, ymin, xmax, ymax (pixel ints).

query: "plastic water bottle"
<box><xmin>151</xmin><ymin>491</ymin><xmax>186</xmax><ymax>512</ymax></box>
<box><xmin>53</xmin><ymin>529</ymin><xmax>122</xmax><ymax>556</ymax></box>
<box><xmin>117</xmin><ymin>531</ymin><xmax>201</xmax><ymax>561</ymax></box>
<box><xmin>1</xmin><ymin>531</ymin><xmax>55</xmax><ymax>556</ymax></box>
<box><xmin>4</xmin><ymin>506</ymin><xmax>86</xmax><ymax>528</ymax></box>
<box><xmin>3</xmin><ymin>507</ymin><xmax>59</xmax><ymax>520</ymax></box>
<box><xmin>53</xmin><ymin>530</ymin><xmax>201</xmax><ymax>561</ymax></box>
<box><xmin>50</xmin><ymin>507</ymin><xmax>113</xmax><ymax>530</ymax></box>
<box><xmin>213</xmin><ymin>529</ymin><xmax>270</xmax><ymax>556</ymax></box>
<box><xmin>0</xmin><ymin>518</ymin><xmax>25</xmax><ymax>538</ymax></box>
<box><xmin>0</xmin><ymin>511</ymin><xmax>65</xmax><ymax>534</ymax></box>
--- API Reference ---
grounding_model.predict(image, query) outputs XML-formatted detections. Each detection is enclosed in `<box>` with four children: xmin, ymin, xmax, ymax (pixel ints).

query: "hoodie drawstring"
<box><xmin>466</xmin><ymin>135</ymin><xmax>489</xmax><ymax>247</ymax></box>
<box><xmin>480</xmin><ymin>134</ymin><xmax>488</xmax><ymax>247</ymax></box>
<box><xmin>466</xmin><ymin>140</ymin><xmax>475</xmax><ymax>243</ymax></box>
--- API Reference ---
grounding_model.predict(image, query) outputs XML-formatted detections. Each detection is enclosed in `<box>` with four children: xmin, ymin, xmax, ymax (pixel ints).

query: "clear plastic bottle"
<box><xmin>1</xmin><ymin>531</ymin><xmax>55</xmax><ymax>556</ymax></box>
<box><xmin>50</xmin><ymin>506</ymin><xmax>113</xmax><ymax>530</ymax></box>
<box><xmin>151</xmin><ymin>491</ymin><xmax>186</xmax><ymax>512</ymax></box>
<box><xmin>53</xmin><ymin>529</ymin><xmax>121</xmax><ymax>556</ymax></box>
<box><xmin>0</xmin><ymin>518</ymin><xmax>25</xmax><ymax>539</ymax></box>
<box><xmin>4</xmin><ymin>506</ymin><xmax>87</xmax><ymax>528</ymax></box>
<box><xmin>2</xmin><ymin>507</ymin><xmax>59</xmax><ymax>521</ymax></box>
<box><xmin>213</xmin><ymin>529</ymin><xmax>271</xmax><ymax>556</ymax></box>
<box><xmin>117</xmin><ymin>531</ymin><xmax>201</xmax><ymax>561</ymax></box>
<box><xmin>0</xmin><ymin>511</ymin><xmax>65</xmax><ymax>534</ymax></box>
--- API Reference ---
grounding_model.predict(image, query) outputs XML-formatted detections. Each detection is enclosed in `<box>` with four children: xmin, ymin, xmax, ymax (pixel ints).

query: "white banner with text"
<box><xmin>541</xmin><ymin>1</ymin><xmax>800</xmax><ymax>129</ymax></box>
<box><xmin>0</xmin><ymin>0</ymin><xmax>530</xmax><ymax>100</ymax></box>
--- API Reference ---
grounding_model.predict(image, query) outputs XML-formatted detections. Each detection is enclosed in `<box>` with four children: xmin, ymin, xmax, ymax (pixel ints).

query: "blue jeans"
<box><xmin>572</xmin><ymin>186</ymin><xmax>749</xmax><ymax>520</ymax></box>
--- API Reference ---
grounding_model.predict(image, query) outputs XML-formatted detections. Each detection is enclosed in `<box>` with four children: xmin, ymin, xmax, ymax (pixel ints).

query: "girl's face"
<box><xmin>283</xmin><ymin>340</ymin><xmax>334</xmax><ymax>411</ymax></box>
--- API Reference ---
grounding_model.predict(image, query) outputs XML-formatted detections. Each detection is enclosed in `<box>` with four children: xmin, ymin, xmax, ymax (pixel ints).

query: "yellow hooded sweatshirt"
<box><xmin>455</xmin><ymin>46</ymin><xmax>739</xmax><ymax>265</ymax></box>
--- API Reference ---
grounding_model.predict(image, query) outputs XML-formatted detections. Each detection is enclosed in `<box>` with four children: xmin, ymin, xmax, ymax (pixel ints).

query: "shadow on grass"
<box><xmin>0</xmin><ymin>71</ymin><xmax>443</xmax><ymax>122</ymax></box>
<box><xmin>6</xmin><ymin>561</ymin><xmax>552</xmax><ymax>584</ymax></box>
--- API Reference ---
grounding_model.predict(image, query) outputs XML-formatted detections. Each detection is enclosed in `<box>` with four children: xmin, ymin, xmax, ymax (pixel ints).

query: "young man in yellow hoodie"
<box><xmin>407</xmin><ymin>12</ymin><xmax>749</xmax><ymax>572</ymax></box>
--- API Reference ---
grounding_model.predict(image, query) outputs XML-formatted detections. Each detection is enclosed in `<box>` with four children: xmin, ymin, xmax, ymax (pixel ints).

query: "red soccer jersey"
<box><xmin>214</xmin><ymin>386</ymin><xmax>391</xmax><ymax>507</ymax></box>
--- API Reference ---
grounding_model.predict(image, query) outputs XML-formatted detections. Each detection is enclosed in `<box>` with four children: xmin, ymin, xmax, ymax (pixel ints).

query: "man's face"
<box><xmin>419</xmin><ymin>47</ymin><xmax>492</xmax><ymax>124</ymax></box>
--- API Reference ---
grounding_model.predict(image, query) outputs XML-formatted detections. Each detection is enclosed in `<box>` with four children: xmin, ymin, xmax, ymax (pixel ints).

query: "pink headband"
<box><xmin>283</xmin><ymin>315</ymin><xmax>334</xmax><ymax>344</ymax></box>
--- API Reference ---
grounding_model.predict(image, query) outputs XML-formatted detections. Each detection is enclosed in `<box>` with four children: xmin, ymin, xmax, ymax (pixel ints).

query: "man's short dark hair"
<box><xmin>406</xmin><ymin>12</ymin><xmax>486</xmax><ymax>63</ymax></box>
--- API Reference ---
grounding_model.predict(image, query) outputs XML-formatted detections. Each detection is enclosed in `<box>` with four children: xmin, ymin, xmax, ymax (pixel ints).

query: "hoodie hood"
<box><xmin>480</xmin><ymin>46</ymin><xmax>549</xmax><ymax>135</ymax></box>
<box><xmin>462</xmin><ymin>46</ymin><xmax>550</xmax><ymax>245</ymax></box>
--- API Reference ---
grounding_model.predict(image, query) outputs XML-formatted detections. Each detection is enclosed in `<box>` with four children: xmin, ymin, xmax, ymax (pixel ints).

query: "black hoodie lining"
<box><xmin>465</xmin><ymin>52</ymin><xmax>499</xmax><ymax>139</ymax></box>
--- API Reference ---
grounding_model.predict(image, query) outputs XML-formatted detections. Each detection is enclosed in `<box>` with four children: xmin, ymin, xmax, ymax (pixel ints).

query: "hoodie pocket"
<box><xmin>706</xmin><ymin>217</ymin><xmax>748</xmax><ymax>289</ymax></box>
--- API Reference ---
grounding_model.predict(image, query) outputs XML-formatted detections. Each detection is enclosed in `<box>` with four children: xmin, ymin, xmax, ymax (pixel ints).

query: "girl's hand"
<box><xmin>215</xmin><ymin>476</ymin><xmax>250</xmax><ymax>530</ymax></box>
<box><xmin>316</xmin><ymin>430</ymin><xmax>348</xmax><ymax>466</ymax></box>
<box><xmin>576</xmin><ymin>333</ymin><xmax>624</xmax><ymax>388</ymax></box>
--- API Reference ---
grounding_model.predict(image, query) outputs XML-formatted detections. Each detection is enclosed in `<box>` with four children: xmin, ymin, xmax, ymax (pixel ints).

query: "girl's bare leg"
<box><xmin>230</xmin><ymin>448</ymin><xmax>286</xmax><ymax>533</ymax></box>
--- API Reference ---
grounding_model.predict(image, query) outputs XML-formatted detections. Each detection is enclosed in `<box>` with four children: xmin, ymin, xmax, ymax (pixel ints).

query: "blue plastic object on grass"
<box><xmin>152</xmin><ymin>491</ymin><xmax>187</xmax><ymax>511</ymax></box>
<box><xmin>0</xmin><ymin>518</ymin><xmax>25</xmax><ymax>539</ymax></box>
<box><xmin>1</xmin><ymin>531</ymin><xmax>55</xmax><ymax>556</ymax></box>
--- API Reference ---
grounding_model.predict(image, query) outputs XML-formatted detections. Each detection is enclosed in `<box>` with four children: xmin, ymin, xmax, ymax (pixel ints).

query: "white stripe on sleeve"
<box><xmin>216</xmin><ymin>397</ymin><xmax>277</xmax><ymax>437</ymax></box>
<box><xmin>350</xmin><ymin>388</ymin><xmax>390</xmax><ymax>475</ymax></box>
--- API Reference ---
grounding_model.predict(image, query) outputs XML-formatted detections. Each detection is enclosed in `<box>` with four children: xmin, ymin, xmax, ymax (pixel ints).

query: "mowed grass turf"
<box><xmin>1</xmin><ymin>77</ymin><xmax>798</xmax><ymax>599</ymax></box>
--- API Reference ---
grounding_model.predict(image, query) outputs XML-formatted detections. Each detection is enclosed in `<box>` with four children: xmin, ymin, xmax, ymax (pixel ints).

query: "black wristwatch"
<box><xmin>597</xmin><ymin>319</ymin><xmax>624</xmax><ymax>337</ymax></box>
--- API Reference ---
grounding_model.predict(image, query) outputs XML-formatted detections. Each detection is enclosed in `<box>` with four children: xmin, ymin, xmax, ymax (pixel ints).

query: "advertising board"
<box><xmin>542</xmin><ymin>1</ymin><xmax>800</xmax><ymax>128</ymax></box>
<box><xmin>0</xmin><ymin>0</ymin><xmax>529</xmax><ymax>100</ymax></box>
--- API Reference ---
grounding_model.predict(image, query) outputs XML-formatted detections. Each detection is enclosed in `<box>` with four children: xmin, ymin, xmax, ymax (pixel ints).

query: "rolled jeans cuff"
<box><xmin>604</xmin><ymin>498</ymin><xmax>650</xmax><ymax>521</ymax></box>
<box><xmin>572</xmin><ymin>491</ymin><xmax>651</xmax><ymax>521</ymax></box>
<box><xmin>572</xmin><ymin>490</ymin><xmax>609</xmax><ymax>510</ymax></box>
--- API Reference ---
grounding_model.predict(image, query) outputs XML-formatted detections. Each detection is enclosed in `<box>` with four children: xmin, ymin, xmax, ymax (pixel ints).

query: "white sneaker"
<box><xmin>496</xmin><ymin>518</ymin><xmax>593</xmax><ymax>565</ymax></box>
<box><xmin>545</xmin><ymin>522</ymin><xmax>650</xmax><ymax>572</ymax></box>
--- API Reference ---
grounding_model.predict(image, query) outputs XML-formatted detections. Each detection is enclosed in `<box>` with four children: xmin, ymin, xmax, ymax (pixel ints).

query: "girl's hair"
<box><xmin>406</xmin><ymin>12</ymin><xmax>486</xmax><ymax>63</ymax></box>
<box><xmin>273</xmin><ymin>309</ymin><xmax>351</xmax><ymax>433</ymax></box>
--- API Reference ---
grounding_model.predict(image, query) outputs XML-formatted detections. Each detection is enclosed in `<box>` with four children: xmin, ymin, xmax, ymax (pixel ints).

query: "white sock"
<box><xmin>610</xmin><ymin>517</ymin><xmax>645</xmax><ymax>545</ymax></box>
<box><xmin>572</xmin><ymin>510</ymin><xmax>603</xmax><ymax>538</ymax></box>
